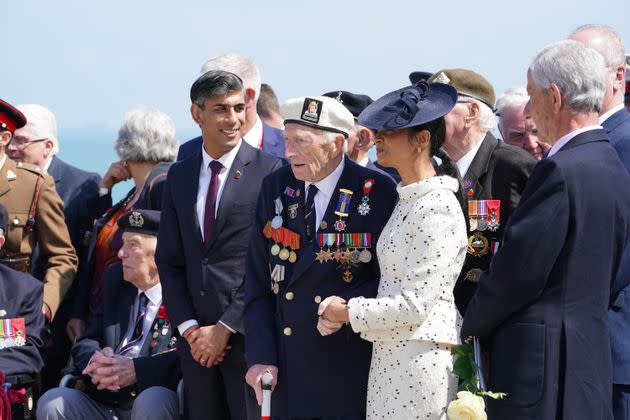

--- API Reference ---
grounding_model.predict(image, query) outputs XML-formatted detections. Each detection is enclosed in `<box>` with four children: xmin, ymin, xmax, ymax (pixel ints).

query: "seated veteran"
<box><xmin>0</xmin><ymin>203</ymin><xmax>45</xmax><ymax>377</ymax></box>
<box><xmin>244</xmin><ymin>96</ymin><xmax>398</xmax><ymax>419</ymax></box>
<box><xmin>37</xmin><ymin>209</ymin><xmax>181</xmax><ymax>420</ymax></box>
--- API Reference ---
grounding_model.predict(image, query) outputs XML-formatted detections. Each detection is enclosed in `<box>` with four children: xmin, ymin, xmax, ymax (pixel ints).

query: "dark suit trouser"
<box><xmin>180</xmin><ymin>334</ymin><xmax>258</xmax><ymax>420</ymax></box>
<box><xmin>614</xmin><ymin>384</ymin><xmax>630</xmax><ymax>420</ymax></box>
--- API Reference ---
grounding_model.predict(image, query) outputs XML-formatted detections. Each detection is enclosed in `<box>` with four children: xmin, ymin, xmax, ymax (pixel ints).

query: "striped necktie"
<box><xmin>118</xmin><ymin>292</ymin><xmax>149</xmax><ymax>356</ymax></box>
<box><xmin>304</xmin><ymin>184</ymin><xmax>318</xmax><ymax>240</ymax></box>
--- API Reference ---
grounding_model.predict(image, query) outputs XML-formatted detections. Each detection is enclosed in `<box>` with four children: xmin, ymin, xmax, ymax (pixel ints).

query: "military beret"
<box><xmin>0</xmin><ymin>98</ymin><xmax>27</xmax><ymax>134</ymax></box>
<box><xmin>0</xmin><ymin>203</ymin><xmax>7</xmax><ymax>233</ymax></box>
<box><xmin>358</xmin><ymin>82</ymin><xmax>457</xmax><ymax>131</ymax></box>
<box><xmin>281</xmin><ymin>96</ymin><xmax>354</xmax><ymax>138</ymax></box>
<box><xmin>321</xmin><ymin>91</ymin><xmax>374</xmax><ymax>119</ymax></box>
<box><xmin>117</xmin><ymin>209</ymin><xmax>161</xmax><ymax>236</ymax></box>
<box><xmin>428</xmin><ymin>69</ymin><xmax>496</xmax><ymax>111</ymax></box>
<box><xmin>409</xmin><ymin>71</ymin><xmax>433</xmax><ymax>85</ymax></box>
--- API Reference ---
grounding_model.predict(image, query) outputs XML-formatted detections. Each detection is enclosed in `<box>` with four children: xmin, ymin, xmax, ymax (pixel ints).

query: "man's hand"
<box><xmin>189</xmin><ymin>324</ymin><xmax>232</xmax><ymax>368</ymax></box>
<box><xmin>100</xmin><ymin>161</ymin><xmax>132</xmax><ymax>191</ymax></box>
<box><xmin>245</xmin><ymin>364</ymin><xmax>278</xmax><ymax>406</ymax></box>
<box><xmin>90</xmin><ymin>355</ymin><xmax>137</xmax><ymax>391</ymax></box>
<box><xmin>83</xmin><ymin>347</ymin><xmax>115</xmax><ymax>376</ymax></box>
<box><xmin>66</xmin><ymin>318</ymin><xmax>86</xmax><ymax>342</ymax></box>
<box><xmin>42</xmin><ymin>303</ymin><xmax>52</xmax><ymax>323</ymax></box>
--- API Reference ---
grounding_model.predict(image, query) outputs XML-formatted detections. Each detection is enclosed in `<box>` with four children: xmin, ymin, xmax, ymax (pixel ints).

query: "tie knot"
<box><xmin>307</xmin><ymin>183</ymin><xmax>318</xmax><ymax>198</ymax></box>
<box><xmin>209</xmin><ymin>160</ymin><xmax>223</xmax><ymax>174</ymax></box>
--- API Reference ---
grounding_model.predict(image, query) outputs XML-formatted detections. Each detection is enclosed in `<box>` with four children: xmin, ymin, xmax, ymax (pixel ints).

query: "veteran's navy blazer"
<box><xmin>177</xmin><ymin>121</ymin><xmax>285</xmax><ymax>161</ymax></box>
<box><xmin>462</xmin><ymin>128</ymin><xmax>630</xmax><ymax>419</ymax></box>
<box><xmin>244</xmin><ymin>159</ymin><xmax>397</xmax><ymax>418</ymax></box>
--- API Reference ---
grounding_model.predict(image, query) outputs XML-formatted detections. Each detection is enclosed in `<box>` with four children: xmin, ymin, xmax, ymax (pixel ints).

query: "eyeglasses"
<box><xmin>8</xmin><ymin>137</ymin><xmax>47</xmax><ymax>150</ymax></box>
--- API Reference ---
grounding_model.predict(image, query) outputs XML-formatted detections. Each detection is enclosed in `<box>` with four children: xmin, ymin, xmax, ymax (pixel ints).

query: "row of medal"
<box><xmin>467</xmin><ymin>200</ymin><xmax>501</xmax><ymax>258</ymax></box>
<box><xmin>263</xmin><ymin>222</ymin><xmax>301</xmax><ymax>264</ymax></box>
<box><xmin>315</xmin><ymin>232</ymin><xmax>373</xmax><ymax>283</ymax></box>
<box><xmin>0</xmin><ymin>317</ymin><xmax>26</xmax><ymax>349</ymax></box>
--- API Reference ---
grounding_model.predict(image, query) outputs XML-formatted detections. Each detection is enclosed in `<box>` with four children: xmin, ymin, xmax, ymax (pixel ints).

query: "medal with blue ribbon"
<box><xmin>334</xmin><ymin>189</ymin><xmax>353</xmax><ymax>232</ymax></box>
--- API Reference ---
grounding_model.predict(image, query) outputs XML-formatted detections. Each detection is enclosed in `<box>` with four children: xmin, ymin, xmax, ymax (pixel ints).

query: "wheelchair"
<box><xmin>4</xmin><ymin>372</ymin><xmax>41</xmax><ymax>420</ymax></box>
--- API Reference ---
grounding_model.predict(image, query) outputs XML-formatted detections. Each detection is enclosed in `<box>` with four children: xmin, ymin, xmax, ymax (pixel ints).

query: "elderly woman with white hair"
<box><xmin>66</xmin><ymin>106</ymin><xmax>178</xmax><ymax>342</ymax></box>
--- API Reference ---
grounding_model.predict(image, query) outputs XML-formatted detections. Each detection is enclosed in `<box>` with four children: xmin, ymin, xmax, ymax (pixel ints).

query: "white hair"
<box><xmin>16</xmin><ymin>104</ymin><xmax>59</xmax><ymax>154</ymax></box>
<box><xmin>495</xmin><ymin>87</ymin><xmax>529</xmax><ymax>115</ymax></box>
<box><xmin>200</xmin><ymin>53</ymin><xmax>262</xmax><ymax>102</ymax></box>
<box><xmin>323</xmin><ymin>130</ymin><xmax>348</xmax><ymax>154</ymax></box>
<box><xmin>476</xmin><ymin>101</ymin><xmax>498</xmax><ymax>131</ymax></box>
<box><xmin>115</xmin><ymin>106</ymin><xmax>179</xmax><ymax>162</ymax></box>
<box><xmin>570</xmin><ymin>24</ymin><xmax>626</xmax><ymax>69</ymax></box>
<box><xmin>529</xmin><ymin>40</ymin><xmax>606</xmax><ymax>114</ymax></box>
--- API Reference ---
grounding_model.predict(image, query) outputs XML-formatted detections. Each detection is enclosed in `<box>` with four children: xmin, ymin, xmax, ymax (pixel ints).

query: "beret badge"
<box><xmin>301</xmin><ymin>98</ymin><xmax>323</xmax><ymax>124</ymax></box>
<box><xmin>129</xmin><ymin>211</ymin><xmax>144</xmax><ymax>228</ymax></box>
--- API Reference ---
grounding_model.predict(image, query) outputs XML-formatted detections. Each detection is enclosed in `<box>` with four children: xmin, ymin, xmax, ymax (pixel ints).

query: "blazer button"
<box><xmin>285</xmin><ymin>292</ymin><xmax>294</xmax><ymax>301</ymax></box>
<box><xmin>314</xmin><ymin>296</ymin><xmax>322</xmax><ymax>304</ymax></box>
<box><xmin>200</xmin><ymin>291</ymin><xmax>205</xmax><ymax>297</ymax></box>
<box><xmin>283</xmin><ymin>327</ymin><xmax>292</xmax><ymax>336</ymax></box>
<box><xmin>202</xmin><ymin>257</ymin><xmax>209</xmax><ymax>265</ymax></box>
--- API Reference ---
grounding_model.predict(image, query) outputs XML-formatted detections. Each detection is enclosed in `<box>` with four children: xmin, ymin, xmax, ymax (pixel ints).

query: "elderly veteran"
<box><xmin>0</xmin><ymin>202</ymin><xmax>45</xmax><ymax>377</ymax></box>
<box><xmin>67</xmin><ymin>106</ymin><xmax>178</xmax><ymax>343</ymax></box>
<box><xmin>0</xmin><ymin>98</ymin><xmax>77</xmax><ymax>323</ymax></box>
<box><xmin>244</xmin><ymin>95</ymin><xmax>397</xmax><ymax>419</ymax></box>
<box><xmin>37</xmin><ymin>209</ymin><xmax>180</xmax><ymax>420</ymax></box>
<box><xmin>427</xmin><ymin>69</ymin><xmax>536</xmax><ymax>314</ymax></box>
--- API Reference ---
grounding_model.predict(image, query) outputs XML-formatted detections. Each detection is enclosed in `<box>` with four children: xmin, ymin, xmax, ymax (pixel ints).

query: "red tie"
<box><xmin>204</xmin><ymin>160</ymin><xmax>223</xmax><ymax>244</ymax></box>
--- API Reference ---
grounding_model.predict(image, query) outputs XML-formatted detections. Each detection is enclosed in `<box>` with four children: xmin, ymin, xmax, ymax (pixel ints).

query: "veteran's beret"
<box><xmin>0</xmin><ymin>98</ymin><xmax>27</xmax><ymax>134</ymax></box>
<box><xmin>428</xmin><ymin>69</ymin><xmax>496</xmax><ymax>111</ymax></box>
<box><xmin>321</xmin><ymin>91</ymin><xmax>374</xmax><ymax>119</ymax></box>
<box><xmin>281</xmin><ymin>96</ymin><xmax>355</xmax><ymax>138</ymax></box>
<box><xmin>117</xmin><ymin>209</ymin><xmax>161</xmax><ymax>236</ymax></box>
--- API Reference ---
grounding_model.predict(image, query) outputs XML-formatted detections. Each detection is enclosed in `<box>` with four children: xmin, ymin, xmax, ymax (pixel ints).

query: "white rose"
<box><xmin>447</xmin><ymin>391</ymin><xmax>487</xmax><ymax>420</ymax></box>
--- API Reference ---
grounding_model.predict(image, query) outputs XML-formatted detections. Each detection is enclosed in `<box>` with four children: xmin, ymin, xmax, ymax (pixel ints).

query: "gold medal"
<box><xmin>279</xmin><ymin>248</ymin><xmax>290</xmax><ymax>260</ymax></box>
<box><xmin>288</xmin><ymin>251</ymin><xmax>297</xmax><ymax>263</ymax></box>
<box><xmin>271</xmin><ymin>244</ymin><xmax>280</xmax><ymax>256</ymax></box>
<box><xmin>342</xmin><ymin>270</ymin><xmax>353</xmax><ymax>283</ymax></box>
<box><xmin>467</xmin><ymin>232</ymin><xmax>489</xmax><ymax>257</ymax></box>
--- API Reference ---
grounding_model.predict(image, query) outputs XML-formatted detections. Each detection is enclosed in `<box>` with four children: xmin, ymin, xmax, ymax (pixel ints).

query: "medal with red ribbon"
<box><xmin>358</xmin><ymin>179</ymin><xmax>375</xmax><ymax>216</ymax></box>
<box><xmin>486</xmin><ymin>200</ymin><xmax>501</xmax><ymax>231</ymax></box>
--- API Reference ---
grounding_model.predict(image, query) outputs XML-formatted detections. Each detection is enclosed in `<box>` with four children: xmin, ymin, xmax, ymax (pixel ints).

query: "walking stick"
<box><xmin>261</xmin><ymin>371</ymin><xmax>273</xmax><ymax>420</ymax></box>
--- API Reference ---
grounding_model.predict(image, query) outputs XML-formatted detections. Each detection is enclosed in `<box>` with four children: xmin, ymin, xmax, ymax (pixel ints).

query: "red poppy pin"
<box><xmin>157</xmin><ymin>305</ymin><xmax>170</xmax><ymax>322</ymax></box>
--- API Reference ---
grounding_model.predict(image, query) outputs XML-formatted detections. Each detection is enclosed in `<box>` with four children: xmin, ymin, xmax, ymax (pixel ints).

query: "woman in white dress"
<box><xmin>318</xmin><ymin>82</ymin><xmax>468</xmax><ymax>419</ymax></box>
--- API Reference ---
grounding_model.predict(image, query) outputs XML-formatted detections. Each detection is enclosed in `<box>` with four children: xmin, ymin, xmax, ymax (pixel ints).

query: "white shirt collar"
<box><xmin>599</xmin><ymin>104</ymin><xmax>625</xmax><ymax>124</ymax></box>
<box><xmin>357</xmin><ymin>156</ymin><xmax>369</xmax><ymax>167</ymax></box>
<box><xmin>243</xmin><ymin>116</ymin><xmax>263</xmax><ymax>149</ymax></box>
<box><xmin>305</xmin><ymin>156</ymin><xmax>345</xmax><ymax>202</ymax></box>
<box><xmin>201</xmin><ymin>138</ymin><xmax>242</xmax><ymax>172</ymax></box>
<box><xmin>43</xmin><ymin>156</ymin><xmax>53</xmax><ymax>172</ymax></box>
<box><xmin>0</xmin><ymin>155</ymin><xmax>6</xmax><ymax>171</ymax></box>
<box><xmin>456</xmin><ymin>140</ymin><xmax>484</xmax><ymax>178</ymax></box>
<box><xmin>139</xmin><ymin>282</ymin><xmax>162</xmax><ymax>306</ymax></box>
<box><xmin>547</xmin><ymin>125</ymin><xmax>602</xmax><ymax>158</ymax></box>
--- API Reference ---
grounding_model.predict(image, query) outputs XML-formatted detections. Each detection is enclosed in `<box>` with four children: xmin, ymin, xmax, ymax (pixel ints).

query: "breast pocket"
<box><xmin>6</xmin><ymin>212</ymin><xmax>30</xmax><ymax>253</ymax></box>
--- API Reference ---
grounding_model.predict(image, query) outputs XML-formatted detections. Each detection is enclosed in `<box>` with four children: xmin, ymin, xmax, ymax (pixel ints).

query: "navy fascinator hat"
<box><xmin>357</xmin><ymin>82</ymin><xmax>457</xmax><ymax>131</ymax></box>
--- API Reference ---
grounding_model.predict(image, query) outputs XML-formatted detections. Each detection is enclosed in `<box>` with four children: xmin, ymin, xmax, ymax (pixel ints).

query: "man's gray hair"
<box><xmin>529</xmin><ymin>39</ymin><xmax>606</xmax><ymax>114</ymax></box>
<box><xmin>495</xmin><ymin>87</ymin><xmax>529</xmax><ymax>116</ymax></box>
<box><xmin>570</xmin><ymin>24</ymin><xmax>626</xmax><ymax>69</ymax></box>
<box><xmin>115</xmin><ymin>106</ymin><xmax>179</xmax><ymax>163</ymax></box>
<box><xmin>16</xmin><ymin>104</ymin><xmax>59</xmax><ymax>154</ymax></box>
<box><xmin>200</xmin><ymin>53</ymin><xmax>262</xmax><ymax>102</ymax></box>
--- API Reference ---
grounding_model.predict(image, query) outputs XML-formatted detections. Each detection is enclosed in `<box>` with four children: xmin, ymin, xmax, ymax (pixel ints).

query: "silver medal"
<box><xmin>477</xmin><ymin>218</ymin><xmax>488</xmax><ymax>231</ymax></box>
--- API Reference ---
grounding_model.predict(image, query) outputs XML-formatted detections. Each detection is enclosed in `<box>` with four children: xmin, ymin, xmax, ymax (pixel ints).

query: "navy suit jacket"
<box><xmin>177</xmin><ymin>121</ymin><xmax>285</xmax><ymax>161</ymax></box>
<box><xmin>0</xmin><ymin>265</ymin><xmax>45</xmax><ymax>376</ymax></box>
<box><xmin>72</xmin><ymin>263</ymin><xmax>180</xmax><ymax>405</ymax></box>
<box><xmin>604</xmin><ymin>107</ymin><xmax>630</xmax><ymax>385</ymax></box>
<box><xmin>244</xmin><ymin>159</ymin><xmax>397</xmax><ymax>418</ymax></box>
<box><xmin>156</xmin><ymin>142</ymin><xmax>282</xmax><ymax>337</ymax></box>
<box><xmin>462</xmin><ymin>129</ymin><xmax>630</xmax><ymax>419</ymax></box>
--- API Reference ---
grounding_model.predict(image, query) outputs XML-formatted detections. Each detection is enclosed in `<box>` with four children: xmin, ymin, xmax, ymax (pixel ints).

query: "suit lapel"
<box><xmin>47</xmin><ymin>156</ymin><xmax>62</xmax><ymax>182</ymax></box>
<box><xmin>463</xmin><ymin>133</ymin><xmax>498</xmax><ymax>199</ymax></box>
<box><xmin>206</xmin><ymin>143</ymin><xmax>255</xmax><ymax>251</ymax></box>
<box><xmin>184</xmin><ymin>151</ymin><xmax>205</xmax><ymax>249</ymax></box>
<box><xmin>115</xmin><ymin>284</ymin><xmax>137</xmax><ymax>350</ymax></box>
<box><xmin>555</xmin><ymin>128</ymin><xmax>608</xmax><ymax>153</ymax></box>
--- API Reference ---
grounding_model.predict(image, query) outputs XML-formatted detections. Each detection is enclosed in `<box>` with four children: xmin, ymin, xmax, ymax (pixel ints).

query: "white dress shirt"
<box><xmin>304</xmin><ymin>157</ymin><xmax>345</xmax><ymax>230</ymax></box>
<box><xmin>179</xmin><ymin>140</ymin><xmax>243</xmax><ymax>336</ymax></box>
<box><xmin>599</xmin><ymin>104</ymin><xmax>625</xmax><ymax>125</ymax></box>
<box><xmin>456</xmin><ymin>140</ymin><xmax>484</xmax><ymax>178</ymax></box>
<box><xmin>547</xmin><ymin>125</ymin><xmax>602</xmax><ymax>158</ymax></box>
<box><xmin>118</xmin><ymin>283</ymin><xmax>162</xmax><ymax>358</ymax></box>
<box><xmin>243</xmin><ymin>116</ymin><xmax>263</xmax><ymax>150</ymax></box>
<box><xmin>357</xmin><ymin>156</ymin><xmax>369</xmax><ymax>167</ymax></box>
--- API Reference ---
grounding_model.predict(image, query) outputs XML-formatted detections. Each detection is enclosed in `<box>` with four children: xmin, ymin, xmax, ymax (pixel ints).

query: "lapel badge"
<box><xmin>284</xmin><ymin>187</ymin><xmax>295</xmax><ymax>197</ymax></box>
<box><xmin>152</xmin><ymin>331</ymin><xmax>159</xmax><ymax>339</ymax></box>
<box><xmin>320</xmin><ymin>220</ymin><xmax>327</xmax><ymax>230</ymax></box>
<box><xmin>234</xmin><ymin>170</ymin><xmax>241</xmax><ymax>180</ymax></box>
<box><xmin>161</xmin><ymin>327</ymin><xmax>169</xmax><ymax>336</ymax></box>
<box><xmin>6</xmin><ymin>170</ymin><xmax>16</xmax><ymax>181</ymax></box>
<box><xmin>464</xmin><ymin>269</ymin><xmax>483</xmax><ymax>282</ymax></box>
<box><xmin>467</xmin><ymin>232</ymin><xmax>489</xmax><ymax>257</ymax></box>
<box><xmin>288</xmin><ymin>204</ymin><xmax>299</xmax><ymax>219</ymax></box>
<box><xmin>342</xmin><ymin>270</ymin><xmax>353</xmax><ymax>283</ymax></box>
<box><xmin>0</xmin><ymin>310</ymin><xmax>6</xmax><ymax>317</ymax></box>
<box><xmin>358</xmin><ymin>179</ymin><xmax>375</xmax><ymax>216</ymax></box>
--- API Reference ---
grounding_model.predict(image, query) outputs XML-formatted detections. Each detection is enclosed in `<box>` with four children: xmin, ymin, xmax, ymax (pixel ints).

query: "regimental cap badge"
<box><xmin>301</xmin><ymin>98</ymin><xmax>323</xmax><ymax>123</ymax></box>
<box><xmin>432</xmin><ymin>71</ymin><xmax>450</xmax><ymax>85</ymax></box>
<box><xmin>129</xmin><ymin>211</ymin><xmax>144</xmax><ymax>228</ymax></box>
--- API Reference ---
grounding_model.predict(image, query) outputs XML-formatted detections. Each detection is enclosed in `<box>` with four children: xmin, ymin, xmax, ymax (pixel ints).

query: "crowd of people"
<box><xmin>0</xmin><ymin>23</ymin><xmax>630</xmax><ymax>420</ymax></box>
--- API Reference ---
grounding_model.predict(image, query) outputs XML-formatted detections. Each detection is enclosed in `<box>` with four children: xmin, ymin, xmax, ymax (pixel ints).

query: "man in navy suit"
<box><xmin>0</xmin><ymin>203</ymin><xmax>45</xmax><ymax>377</ymax></box>
<box><xmin>37</xmin><ymin>209</ymin><xmax>181</xmax><ymax>420</ymax></box>
<box><xmin>156</xmin><ymin>70</ymin><xmax>283</xmax><ymax>419</ymax></box>
<box><xmin>462</xmin><ymin>40</ymin><xmax>630</xmax><ymax>419</ymax></box>
<box><xmin>570</xmin><ymin>24</ymin><xmax>630</xmax><ymax>420</ymax></box>
<box><xmin>244</xmin><ymin>95</ymin><xmax>397</xmax><ymax>419</ymax></box>
<box><xmin>177</xmin><ymin>53</ymin><xmax>285</xmax><ymax>161</ymax></box>
<box><xmin>9</xmin><ymin>104</ymin><xmax>102</xmax><ymax>389</ymax></box>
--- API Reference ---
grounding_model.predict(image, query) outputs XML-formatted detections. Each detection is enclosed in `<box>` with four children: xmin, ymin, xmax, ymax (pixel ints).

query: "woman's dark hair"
<box><xmin>407</xmin><ymin>117</ymin><xmax>467</xmax><ymax>216</ymax></box>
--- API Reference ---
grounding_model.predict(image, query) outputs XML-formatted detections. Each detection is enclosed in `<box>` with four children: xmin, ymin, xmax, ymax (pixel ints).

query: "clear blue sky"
<box><xmin>4</xmin><ymin>0</ymin><xmax>629</xmax><ymax>144</ymax></box>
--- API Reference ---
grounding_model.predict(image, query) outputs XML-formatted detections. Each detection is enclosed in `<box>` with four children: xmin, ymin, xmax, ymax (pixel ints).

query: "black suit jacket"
<box><xmin>71</xmin><ymin>162</ymin><xmax>171</xmax><ymax>320</ymax></box>
<box><xmin>156</xmin><ymin>142</ymin><xmax>283</xmax><ymax>335</ymax></box>
<box><xmin>72</xmin><ymin>263</ymin><xmax>180</xmax><ymax>404</ymax></box>
<box><xmin>453</xmin><ymin>134</ymin><xmax>536</xmax><ymax>314</ymax></box>
<box><xmin>462</xmin><ymin>129</ymin><xmax>630</xmax><ymax>419</ymax></box>
<box><xmin>0</xmin><ymin>265</ymin><xmax>45</xmax><ymax>376</ymax></box>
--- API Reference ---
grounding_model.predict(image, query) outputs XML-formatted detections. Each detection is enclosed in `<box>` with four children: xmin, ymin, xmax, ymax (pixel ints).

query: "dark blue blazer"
<box><xmin>243</xmin><ymin>160</ymin><xmax>397</xmax><ymax>418</ymax></box>
<box><xmin>72</xmin><ymin>263</ymin><xmax>180</xmax><ymax>405</ymax></box>
<box><xmin>604</xmin><ymin>107</ymin><xmax>630</xmax><ymax>386</ymax></box>
<box><xmin>176</xmin><ymin>121</ymin><xmax>285</xmax><ymax>161</ymax></box>
<box><xmin>0</xmin><ymin>265</ymin><xmax>45</xmax><ymax>376</ymax></box>
<box><xmin>156</xmin><ymin>142</ymin><xmax>283</xmax><ymax>336</ymax></box>
<box><xmin>461</xmin><ymin>129</ymin><xmax>630</xmax><ymax>419</ymax></box>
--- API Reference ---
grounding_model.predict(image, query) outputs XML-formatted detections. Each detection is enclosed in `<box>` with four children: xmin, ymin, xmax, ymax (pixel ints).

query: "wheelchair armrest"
<box><xmin>59</xmin><ymin>374</ymin><xmax>81</xmax><ymax>388</ymax></box>
<box><xmin>5</xmin><ymin>373</ymin><xmax>38</xmax><ymax>387</ymax></box>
